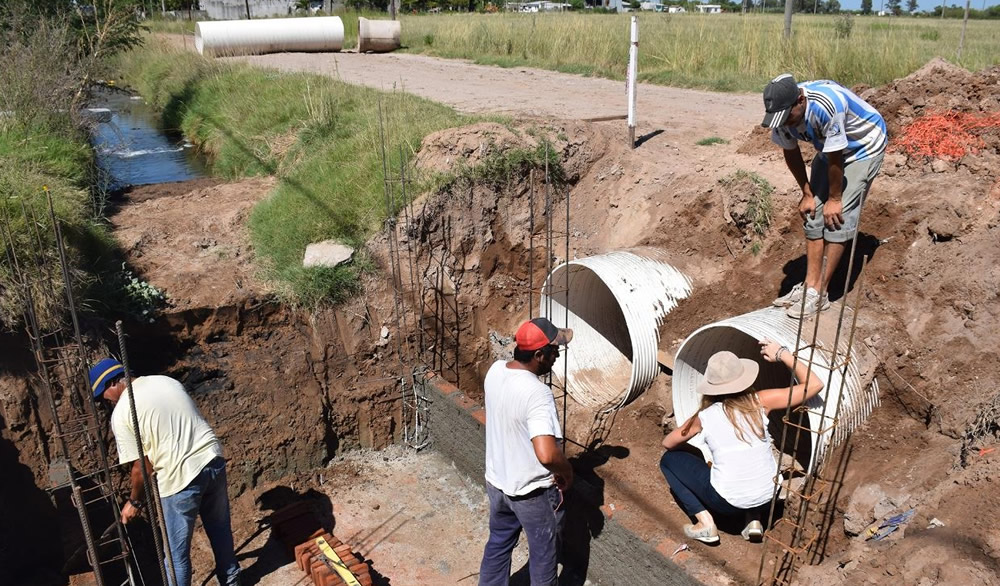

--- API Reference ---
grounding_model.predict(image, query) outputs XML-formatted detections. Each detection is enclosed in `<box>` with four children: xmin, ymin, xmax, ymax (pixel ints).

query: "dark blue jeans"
<box><xmin>659</xmin><ymin>450</ymin><xmax>769</xmax><ymax>520</ymax></box>
<box><xmin>479</xmin><ymin>483</ymin><xmax>564</xmax><ymax>586</ymax></box>
<box><xmin>160</xmin><ymin>457</ymin><xmax>240</xmax><ymax>586</ymax></box>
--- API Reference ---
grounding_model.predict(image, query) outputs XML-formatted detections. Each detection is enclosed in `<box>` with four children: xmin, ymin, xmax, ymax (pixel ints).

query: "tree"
<box><xmin>861</xmin><ymin>0</ymin><xmax>872</xmax><ymax>13</ymax></box>
<box><xmin>906</xmin><ymin>0</ymin><xmax>917</xmax><ymax>11</ymax></box>
<box><xmin>887</xmin><ymin>0</ymin><xmax>901</xmax><ymax>13</ymax></box>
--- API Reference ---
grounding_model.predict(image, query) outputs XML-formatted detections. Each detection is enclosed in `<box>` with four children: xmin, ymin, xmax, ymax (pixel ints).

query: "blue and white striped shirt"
<box><xmin>771</xmin><ymin>80</ymin><xmax>887</xmax><ymax>164</ymax></box>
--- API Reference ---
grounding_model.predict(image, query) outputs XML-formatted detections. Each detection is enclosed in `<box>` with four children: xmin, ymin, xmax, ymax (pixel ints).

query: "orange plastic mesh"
<box><xmin>894</xmin><ymin>111</ymin><xmax>1000</xmax><ymax>160</ymax></box>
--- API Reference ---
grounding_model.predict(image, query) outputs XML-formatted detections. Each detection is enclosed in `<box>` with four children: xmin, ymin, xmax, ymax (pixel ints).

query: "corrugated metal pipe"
<box><xmin>540</xmin><ymin>250</ymin><xmax>693</xmax><ymax>410</ymax></box>
<box><xmin>358</xmin><ymin>17</ymin><xmax>401</xmax><ymax>53</ymax></box>
<box><xmin>672</xmin><ymin>306</ymin><xmax>880</xmax><ymax>475</ymax></box>
<box><xmin>195</xmin><ymin>16</ymin><xmax>344</xmax><ymax>57</ymax></box>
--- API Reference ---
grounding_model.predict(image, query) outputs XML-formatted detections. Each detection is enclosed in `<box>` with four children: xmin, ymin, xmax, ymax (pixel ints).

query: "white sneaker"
<box><xmin>786</xmin><ymin>287</ymin><xmax>830</xmax><ymax>318</ymax></box>
<box><xmin>741</xmin><ymin>520</ymin><xmax>764</xmax><ymax>542</ymax></box>
<box><xmin>683</xmin><ymin>523</ymin><xmax>720</xmax><ymax>544</ymax></box>
<box><xmin>772</xmin><ymin>282</ymin><xmax>804</xmax><ymax>307</ymax></box>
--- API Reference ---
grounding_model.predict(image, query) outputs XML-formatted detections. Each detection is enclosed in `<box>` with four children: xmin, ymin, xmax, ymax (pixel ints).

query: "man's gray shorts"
<box><xmin>806</xmin><ymin>151</ymin><xmax>884</xmax><ymax>243</ymax></box>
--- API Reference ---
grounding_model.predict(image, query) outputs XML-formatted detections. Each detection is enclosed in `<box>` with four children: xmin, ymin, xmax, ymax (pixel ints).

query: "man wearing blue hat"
<box><xmin>762</xmin><ymin>73</ymin><xmax>887</xmax><ymax>319</ymax></box>
<box><xmin>89</xmin><ymin>358</ymin><xmax>240</xmax><ymax>586</ymax></box>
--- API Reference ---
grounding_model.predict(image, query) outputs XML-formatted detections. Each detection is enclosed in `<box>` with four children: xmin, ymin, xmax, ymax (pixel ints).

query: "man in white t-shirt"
<box><xmin>479</xmin><ymin>318</ymin><xmax>574</xmax><ymax>586</ymax></box>
<box><xmin>89</xmin><ymin>358</ymin><xmax>240</xmax><ymax>586</ymax></box>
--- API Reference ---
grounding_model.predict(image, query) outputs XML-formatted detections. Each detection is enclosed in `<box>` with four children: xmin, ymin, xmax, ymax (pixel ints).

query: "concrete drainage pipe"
<box><xmin>358</xmin><ymin>17</ymin><xmax>402</xmax><ymax>53</ymax></box>
<box><xmin>672</xmin><ymin>306</ymin><xmax>880</xmax><ymax>475</ymax></box>
<box><xmin>540</xmin><ymin>251</ymin><xmax>692</xmax><ymax>410</ymax></box>
<box><xmin>195</xmin><ymin>16</ymin><xmax>345</xmax><ymax>57</ymax></box>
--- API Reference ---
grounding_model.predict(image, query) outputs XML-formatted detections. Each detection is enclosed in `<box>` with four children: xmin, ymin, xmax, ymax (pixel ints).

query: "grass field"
<box><xmin>116</xmin><ymin>38</ymin><xmax>478</xmax><ymax>305</ymax></box>
<box><xmin>401</xmin><ymin>12</ymin><xmax>1000</xmax><ymax>91</ymax></box>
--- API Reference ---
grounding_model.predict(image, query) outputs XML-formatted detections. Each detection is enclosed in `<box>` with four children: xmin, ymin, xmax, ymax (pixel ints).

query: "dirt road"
<box><xmin>225</xmin><ymin>50</ymin><xmax>761</xmax><ymax>142</ymax></box>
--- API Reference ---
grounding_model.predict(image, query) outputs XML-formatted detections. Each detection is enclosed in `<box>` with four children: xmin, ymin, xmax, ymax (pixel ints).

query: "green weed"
<box><xmin>696</xmin><ymin>136</ymin><xmax>729</xmax><ymax>146</ymax></box>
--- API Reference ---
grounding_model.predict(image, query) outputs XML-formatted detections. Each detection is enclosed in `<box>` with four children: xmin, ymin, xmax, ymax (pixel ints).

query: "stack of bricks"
<box><xmin>269</xmin><ymin>501</ymin><xmax>373</xmax><ymax>586</ymax></box>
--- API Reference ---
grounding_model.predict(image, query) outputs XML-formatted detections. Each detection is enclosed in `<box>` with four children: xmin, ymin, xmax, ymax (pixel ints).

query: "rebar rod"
<box><xmin>115</xmin><ymin>321</ymin><xmax>172</xmax><ymax>586</ymax></box>
<box><xmin>150</xmin><ymin>477</ymin><xmax>177</xmax><ymax>585</ymax></box>
<box><xmin>529</xmin><ymin>169</ymin><xmax>535</xmax><ymax>319</ymax></box>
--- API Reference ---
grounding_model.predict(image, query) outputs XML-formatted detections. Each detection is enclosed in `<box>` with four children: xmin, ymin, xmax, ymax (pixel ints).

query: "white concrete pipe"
<box><xmin>195</xmin><ymin>16</ymin><xmax>345</xmax><ymax>57</ymax></box>
<box><xmin>672</xmin><ymin>306</ymin><xmax>880</xmax><ymax>475</ymax></box>
<box><xmin>540</xmin><ymin>251</ymin><xmax>692</xmax><ymax>410</ymax></box>
<box><xmin>358</xmin><ymin>17</ymin><xmax>401</xmax><ymax>53</ymax></box>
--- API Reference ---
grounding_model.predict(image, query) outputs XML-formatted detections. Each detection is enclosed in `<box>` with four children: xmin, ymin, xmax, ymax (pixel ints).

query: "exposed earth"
<box><xmin>3</xmin><ymin>43</ymin><xmax>1000</xmax><ymax>586</ymax></box>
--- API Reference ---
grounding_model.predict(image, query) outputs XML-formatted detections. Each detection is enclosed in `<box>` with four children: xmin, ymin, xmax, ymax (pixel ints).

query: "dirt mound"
<box><xmin>861</xmin><ymin>58</ymin><xmax>1000</xmax><ymax>136</ymax></box>
<box><xmin>862</xmin><ymin>59</ymin><xmax>1000</xmax><ymax>181</ymax></box>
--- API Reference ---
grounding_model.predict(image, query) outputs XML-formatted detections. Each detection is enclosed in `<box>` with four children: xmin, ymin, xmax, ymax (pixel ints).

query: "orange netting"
<box><xmin>894</xmin><ymin>111</ymin><xmax>1000</xmax><ymax>160</ymax></box>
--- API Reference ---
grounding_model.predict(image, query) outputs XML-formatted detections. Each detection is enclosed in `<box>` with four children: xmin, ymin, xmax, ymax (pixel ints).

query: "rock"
<box><xmin>927</xmin><ymin>517</ymin><xmax>946</xmax><ymax>529</ymax></box>
<box><xmin>380</xmin><ymin>326</ymin><xmax>390</xmax><ymax>339</ymax></box>
<box><xmin>930</xmin><ymin>158</ymin><xmax>952</xmax><ymax>173</ymax></box>
<box><xmin>844</xmin><ymin>484</ymin><xmax>887</xmax><ymax>536</ymax></box>
<box><xmin>302</xmin><ymin>240</ymin><xmax>354</xmax><ymax>269</ymax></box>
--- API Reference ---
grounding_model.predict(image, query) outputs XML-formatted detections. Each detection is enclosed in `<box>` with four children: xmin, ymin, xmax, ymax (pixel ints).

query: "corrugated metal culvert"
<box><xmin>672</xmin><ymin>306</ymin><xmax>880</xmax><ymax>474</ymax></box>
<box><xmin>540</xmin><ymin>250</ymin><xmax>692</xmax><ymax>410</ymax></box>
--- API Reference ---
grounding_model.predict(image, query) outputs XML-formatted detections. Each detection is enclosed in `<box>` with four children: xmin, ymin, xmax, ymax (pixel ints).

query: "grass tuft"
<box><xmin>696</xmin><ymin>136</ymin><xmax>729</xmax><ymax>146</ymax></box>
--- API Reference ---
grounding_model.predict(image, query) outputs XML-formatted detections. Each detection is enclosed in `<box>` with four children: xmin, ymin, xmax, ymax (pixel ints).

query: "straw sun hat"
<box><xmin>696</xmin><ymin>351</ymin><xmax>760</xmax><ymax>396</ymax></box>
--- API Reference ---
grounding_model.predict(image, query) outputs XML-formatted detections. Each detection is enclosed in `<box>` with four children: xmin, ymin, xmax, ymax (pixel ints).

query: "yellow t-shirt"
<box><xmin>111</xmin><ymin>375</ymin><xmax>223</xmax><ymax>497</ymax></box>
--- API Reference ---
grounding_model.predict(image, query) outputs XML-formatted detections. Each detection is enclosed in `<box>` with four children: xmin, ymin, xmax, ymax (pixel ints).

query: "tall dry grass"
<box><xmin>401</xmin><ymin>13</ymin><xmax>1000</xmax><ymax>91</ymax></box>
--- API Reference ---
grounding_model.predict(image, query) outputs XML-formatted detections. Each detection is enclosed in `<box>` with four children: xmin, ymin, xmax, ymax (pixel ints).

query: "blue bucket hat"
<box><xmin>89</xmin><ymin>358</ymin><xmax>125</xmax><ymax>398</ymax></box>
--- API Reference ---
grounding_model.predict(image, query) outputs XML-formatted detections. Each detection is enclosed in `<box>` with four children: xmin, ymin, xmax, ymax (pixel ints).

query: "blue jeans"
<box><xmin>659</xmin><ymin>450</ymin><xmax>769</xmax><ymax>520</ymax></box>
<box><xmin>160</xmin><ymin>457</ymin><xmax>240</xmax><ymax>586</ymax></box>
<box><xmin>479</xmin><ymin>483</ymin><xmax>564</xmax><ymax>586</ymax></box>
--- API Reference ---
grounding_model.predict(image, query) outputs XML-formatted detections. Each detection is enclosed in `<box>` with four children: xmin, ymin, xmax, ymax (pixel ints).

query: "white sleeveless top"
<box><xmin>699</xmin><ymin>402</ymin><xmax>778</xmax><ymax>509</ymax></box>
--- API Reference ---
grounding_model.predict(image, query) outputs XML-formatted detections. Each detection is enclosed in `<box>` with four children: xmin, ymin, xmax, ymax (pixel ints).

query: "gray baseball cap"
<box><xmin>761</xmin><ymin>73</ymin><xmax>800</xmax><ymax>128</ymax></box>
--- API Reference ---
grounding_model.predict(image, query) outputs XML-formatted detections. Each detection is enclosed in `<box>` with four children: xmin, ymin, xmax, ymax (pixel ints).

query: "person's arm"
<box><xmin>823</xmin><ymin>149</ymin><xmax>845</xmax><ymax>230</ymax></box>
<box><xmin>756</xmin><ymin>340</ymin><xmax>824</xmax><ymax>413</ymax></box>
<box><xmin>661</xmin><ymin>415</ymin><xmax>702</xmax><ymax>450</ymax></box>
<box><xmin>121</xmin><ymin>456</ymin><xmax>153</xmax><ymax>524</ymax></box>
<box><xmin>782</xmin><ymin>146</ymin><xmax>816</xmax><ymax>222</ymax></box>
<box><xmin>532</xmin><ymin>435</ymin><xmax>573</xmax><ymax>491</ymax></box>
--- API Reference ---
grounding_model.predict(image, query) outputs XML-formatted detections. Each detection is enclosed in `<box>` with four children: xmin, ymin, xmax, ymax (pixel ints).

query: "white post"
<box><xmin>627</xmin><ymin>15</ymin><xmax>639</xmax><ymax>149</ymax></box>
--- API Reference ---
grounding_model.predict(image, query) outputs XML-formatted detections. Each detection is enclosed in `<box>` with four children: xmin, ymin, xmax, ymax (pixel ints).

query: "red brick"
<box><xmin>470</xmin><ymin>408</ymin><xmax>486</xmax><ymax>425</ymax></box>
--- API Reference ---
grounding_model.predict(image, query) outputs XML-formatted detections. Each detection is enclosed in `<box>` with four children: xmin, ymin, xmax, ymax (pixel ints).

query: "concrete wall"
<box><xmin>416</xmin><ymin>372</ymin><xmax>701</xmax><ymax>586</ymax></box>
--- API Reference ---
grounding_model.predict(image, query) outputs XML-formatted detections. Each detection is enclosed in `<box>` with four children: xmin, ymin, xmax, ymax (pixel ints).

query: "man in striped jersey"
<box><xmin>761</xmin><ymin>74</ymin><xmax>887</xmax><ymax>318</ymax></box>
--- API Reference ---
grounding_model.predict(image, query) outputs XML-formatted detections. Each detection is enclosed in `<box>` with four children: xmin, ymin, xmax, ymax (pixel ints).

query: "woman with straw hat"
<box><xmin>660</xmin><ymin>340</ymin><xmax>823</xmax><ymax>544</ymax></box>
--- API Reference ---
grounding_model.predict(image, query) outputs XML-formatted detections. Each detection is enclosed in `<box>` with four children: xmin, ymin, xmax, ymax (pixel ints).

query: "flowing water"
<box><xmin>89</xmin><ymin>87</ymin><xmax>206</xmax><ymax>190</ymax></box>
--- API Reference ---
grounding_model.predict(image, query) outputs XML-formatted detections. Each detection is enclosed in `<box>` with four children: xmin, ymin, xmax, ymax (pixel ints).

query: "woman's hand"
<box><xmin>759</xmin><ymin>339</ymin><xmax>785</xmax><ymax>363</ymax></box>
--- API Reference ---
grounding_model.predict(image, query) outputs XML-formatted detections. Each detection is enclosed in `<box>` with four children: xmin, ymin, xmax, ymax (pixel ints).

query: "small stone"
<box><xmin>931</xmin><ymin>159</ymin><xmax>951</xmax><ymax>173</ymax></box>
<box><xmin>303</xmin><ymin>240</ymin><xmax>354</xmax><ymax>268</ymax></box>
<box><xmin>380</xmin><ymin>326</ymin><xmax>390</xmax><ymax>339</ymax></box>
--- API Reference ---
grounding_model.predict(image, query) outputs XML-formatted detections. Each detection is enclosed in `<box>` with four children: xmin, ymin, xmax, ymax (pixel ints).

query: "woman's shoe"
<box><xmin>741</xmin><ymin>520</ymin><xmax>764</xmax><ymax>542</ymax></box>
<box><xmin>684</xmin><ymin>523</ymin><xmax>720</xmax><ymax>544</ymax></box>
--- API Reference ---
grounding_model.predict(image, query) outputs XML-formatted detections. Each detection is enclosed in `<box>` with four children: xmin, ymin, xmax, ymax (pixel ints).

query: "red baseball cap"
<box><xmin>515</xmin><ymin>317</ymin><xmax>573</xmax><ymax>352</ymax></box>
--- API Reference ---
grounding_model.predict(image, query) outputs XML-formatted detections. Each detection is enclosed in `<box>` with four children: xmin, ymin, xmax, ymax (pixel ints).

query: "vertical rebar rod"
<box><xmin>529</xmin><ymin>169</ymin><xmax>535</xmax><ymax>320</ymax></box>
<box><xmin>115</xmin><ymin>321</ymin><xmax>172</xmax><ymax>586</ymax></box>
<box><xmin>561</xmin><ymin>147</ymin><xmax>570</xmax><ymax>452</ymax></box>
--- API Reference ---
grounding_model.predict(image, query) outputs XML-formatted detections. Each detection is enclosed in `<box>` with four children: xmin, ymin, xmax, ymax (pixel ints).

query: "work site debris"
<box><xmin>927</xmin><ymin>517</ymin><xmax>946</xmax><ymax>529</ymax></box>
<box><xmin>893</xmin><ymin>111</ymin><xmax>1000</xmax><ymax>161</ymax></box>
<box><xmin>863</xmin><ymin>508</ymin><xmax>916</xmax><ymax>542</ymax></box>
